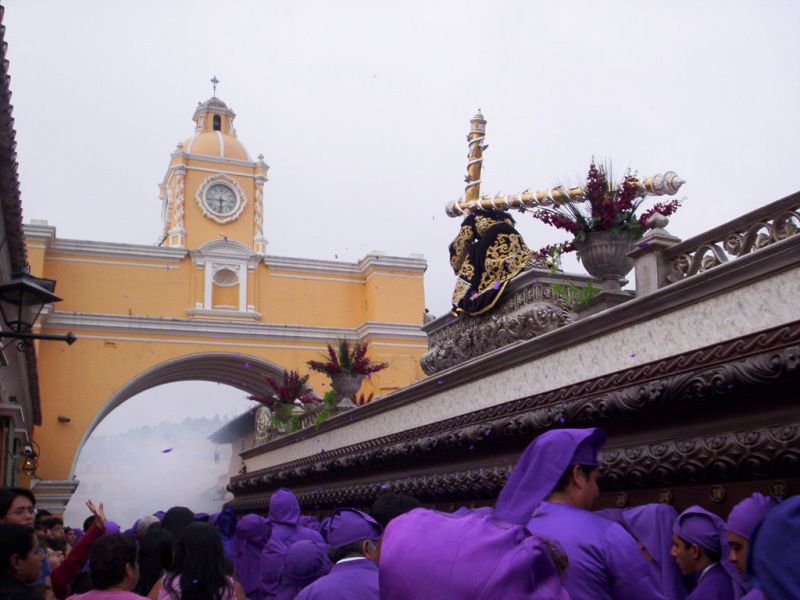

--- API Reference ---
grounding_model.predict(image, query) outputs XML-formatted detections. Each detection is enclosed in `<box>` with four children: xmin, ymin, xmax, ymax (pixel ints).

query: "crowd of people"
<box><xmin>1</xmin><ymin>427</ymin><xmax>798</xmax><ymax>599</ymax></box>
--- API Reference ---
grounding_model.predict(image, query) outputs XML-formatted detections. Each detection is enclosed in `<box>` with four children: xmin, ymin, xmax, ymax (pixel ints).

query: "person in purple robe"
<box><xmin>259</xmin><ymin>489</ymin><xmax>325</xmax><ymax>600</ymax></box>
<box><xmin>297</xmin><ymin>516</ymin><xmax>319</xmax><ymax>531</ymax></box>
<box><xmin>671</xmin><ymin>506</ymin><xmax>742</xmax><ymax>600</ymax></box>
<box><xmin>295</xmin><ymin>508</ymin><xmax>380</xmax><ymax>600</ymax></box>
<box><xmin>275</xmin><ymin>540</ymin><xmax>331</xmax><ymax>600</ymax></box>
<box><xmin>747</xmin><ymin>495</ymin><xmax>800</xmax><ymax>600</ymax></box>
<box><xmin>379</xmin><ymin>506</ymin><xmax>570</xmax><ymax>599</ymax></box>
<box><xmin>216</xmin><ymin>507</ymin><xmax>239</xmax><ymax>560</ymax></box>
<box><xmin>495</xmin><ymin>427</ymin><xmax>667</xmax><ymax>600</ymax></box>
<box><xmin>726</xmin><ymin>493</ymin><xmax>775</xmax><ymax>600</ymax></box>
<box><xmin>623</xmin><ymin>504</ymin><xmax>687</xmax><ymax>600</ymax></box>
<box><xmin>233</xmin><ymin>514</ymin><xmax>271</xmax><ymax>600</ymax></box>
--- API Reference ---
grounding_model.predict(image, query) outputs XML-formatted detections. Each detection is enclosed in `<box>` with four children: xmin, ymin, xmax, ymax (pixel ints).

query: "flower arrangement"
<box><xmin>248</xmin><ymin>369</ymin><xmax>318</xmax><ymax>431</ymax></box>
<box><xmin>532</xmin><ymin>160</ymin><xmax>681</xmax><ymax>258</ymax></box>
<box><xmin>307</xmin><ymin>339</ymin><xmax>388</xmax><ymax>377</ymax></box>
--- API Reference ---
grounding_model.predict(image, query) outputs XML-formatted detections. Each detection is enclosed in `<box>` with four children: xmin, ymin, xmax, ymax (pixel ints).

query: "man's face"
<box><xmin>1</xmin><ymin>495</ymin><xmax>36</xmax><ymax>527</ymax></box>
<box><xmin>728</xmin><ymin>532</ymin><xmax>749</xmax><ymax>577</ymax></box>
<box><xmin>48</xmin><ymin>523</ymin><xmax>65</xmax><ymax>539</ymax></box>
<box><xmin>670</xmin><ymin>534</ymin><xmax>700</xmax><ymax>575</ymax></box>
<box><xmin>575</xmin><ymin>467</ymin><xmax>600</xmax><ymax>510</ymax></box>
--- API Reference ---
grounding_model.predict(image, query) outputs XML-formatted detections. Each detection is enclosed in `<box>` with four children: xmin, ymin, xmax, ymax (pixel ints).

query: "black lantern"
<box><xmin>0</xmin><ymin>271</ymin><xmax>76</xmax><ymax>345</ymax></box>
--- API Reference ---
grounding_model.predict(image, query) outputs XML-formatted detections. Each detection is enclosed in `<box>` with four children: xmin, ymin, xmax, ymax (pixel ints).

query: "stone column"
<box><xmin>627</xmin><ymin>215</ymin><xmax>681</xmax><ymax>296</ymax></box>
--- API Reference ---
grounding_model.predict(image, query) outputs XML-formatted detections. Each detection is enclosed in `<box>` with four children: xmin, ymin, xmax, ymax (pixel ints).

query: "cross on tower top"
<box><xmin>210</xmin><ymin>75</ymin><xmax>220</xmax><ymax>97</ymax></box>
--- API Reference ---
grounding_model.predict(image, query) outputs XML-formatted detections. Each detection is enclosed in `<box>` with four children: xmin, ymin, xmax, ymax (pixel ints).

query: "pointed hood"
<box><xmin>268</xmin><ymin>488</ymin><xmax>301</xmax><ymax>525</ymax></box>
<box><xmin>495</xmin><ymin>428</ymin><xmax>606</xmax><ymax>525</ymax></box>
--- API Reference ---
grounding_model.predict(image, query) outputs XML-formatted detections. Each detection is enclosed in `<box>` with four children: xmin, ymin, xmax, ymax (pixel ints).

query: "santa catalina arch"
<box><xmin>22</xmin><ymin>96</ymin><xmax>427</xmax><ymax>509</ymax></box>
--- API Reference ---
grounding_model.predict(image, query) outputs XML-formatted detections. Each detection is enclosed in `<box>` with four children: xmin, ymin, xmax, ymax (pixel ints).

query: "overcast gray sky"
<box><xmin>4</xmin><ymin>0</ymin><xmax>800</xmax><ymax>431</ymax></box>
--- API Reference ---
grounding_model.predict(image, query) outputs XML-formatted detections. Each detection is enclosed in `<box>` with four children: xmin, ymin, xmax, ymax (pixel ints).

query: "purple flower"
<box><xmin>493</xmin><ymin>281</ymin><xmax>501</xmax><ymax>290</ymax></box>
<box><xmin>629</xmin><ymin>352</ymin><xmax>637</xmax><ymax>358</ymax></box>
<box><xmin>436</xmin><ymin>379</ymin><xmax>444</xmax><ymax>385</ymax></box>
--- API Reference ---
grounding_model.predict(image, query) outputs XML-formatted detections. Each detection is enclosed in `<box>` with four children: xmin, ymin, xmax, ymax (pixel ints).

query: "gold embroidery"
<box><xmin>478</xmin><ymin>233</ymin><xmax>533</xmax><ymax>292</ymax></box>
<box><xmin>448</xmin><ymin>225</ymin><xmax>474</xmax><ymax>273</ymax></box>
<box><xmin>452</xmin><ymin>277</ymin><xmax>471</xmax><ymax>305</ymax></box>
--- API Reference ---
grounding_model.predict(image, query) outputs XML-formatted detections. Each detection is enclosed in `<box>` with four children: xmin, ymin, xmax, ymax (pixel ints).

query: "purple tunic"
<box><xmin>295</xmin><ymin>559</ymin><xmax>378</xmax><ymax>600</ymax></box>
<box><xmin>686</xmin><ymin>564</ymin><xmax>734</xmax><ymax>600</ymax></box>
<box><xmin>234</xmin><ymin>514</ymin><xmax>270</xmax><ymax>600</ymax></box>
<box><xmin>528</xmin><ymin>501</ymin><xmax>666</xmax><ymax>600</ymax></box>
<box><xmin>738</xmin><ymin>590</ymin><xmax>766</xmax><ymax>600</ymax></box>
<box><xmin>623</xmin><ymin>504</ymin><xmax>686</xmax><ymax>600</ymax></box>
<box><xmin>260</xmin><ymin>489</ymin><xmax>326</xmax><ymax>600</ymax></box>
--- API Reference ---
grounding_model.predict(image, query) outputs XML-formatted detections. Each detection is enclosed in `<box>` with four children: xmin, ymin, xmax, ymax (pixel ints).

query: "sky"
<box><xmin>3</xmin><ymin>0</ymin><xmax>800</xmax><ymax>434</ymax></box>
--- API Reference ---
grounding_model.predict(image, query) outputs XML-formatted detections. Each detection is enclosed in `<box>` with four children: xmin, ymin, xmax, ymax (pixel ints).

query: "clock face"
<box><xmin>204</xmin><ymin>184</ymin><xmax>238</xmax><ymax>215</ymax></box>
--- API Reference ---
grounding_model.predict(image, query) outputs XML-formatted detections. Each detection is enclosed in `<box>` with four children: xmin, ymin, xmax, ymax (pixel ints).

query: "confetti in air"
<box><xmin>629</xmin><ymin>352</ymin><xmax>637</xmax><ymax>358</ymax></box>
<box><xmin>436</xmin><ymin>379</ymin><xmax>444</xmax><ymax>385</ymax></box>
<box><xmin>161</xmin><ymin>448</ymin><xmax>173</xmax><ymax>454</ymax></box>
<box><xmin>380</xmin><ymin>483</ymin><xmax>390</xmax><ymax>491</ymax></box>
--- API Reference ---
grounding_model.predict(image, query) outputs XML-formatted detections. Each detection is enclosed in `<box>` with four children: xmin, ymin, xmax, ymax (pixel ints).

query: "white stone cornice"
<box><xmin>42</xmin><ymin>311</ymin><xmax>428</xmax><ymax>343</ymax></box>
<box><xmin>23</xmin><ymin>223</ymin><xmax>57</xmax><ymax>246</ymax></box>
<box><xmin>45</xmin><ymin>239</ymin><xmax>188</xmax><ymax>261</ymax></box>
<box><xmin>265</xmin><ymin>253</ymin><xmax>427</xmax><ymax>277</ymax></box>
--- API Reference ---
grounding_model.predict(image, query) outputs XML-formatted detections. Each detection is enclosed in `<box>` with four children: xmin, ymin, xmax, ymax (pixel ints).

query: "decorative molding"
<box><xmin>45</xmin><ymin>257</ymin><xmax>181</xmax><ymax>270</ymax></box>
<box><xmin>421</xmin><ymin>281</ymin><xmax>575</xmax><ymax>374</ymax></box>
<box><xmin>186</xmin><ymin>308</ymin><xmax>263</xmax><ymax>320</ymax></box>
<box><xmin>264</xmin><ymin>254</ymin><xmax>427</xmax><ymax>277</ymax></box>
<box><xmin>228</xmin><ymin>422</ymin><xmax>800</xmax><ymax>510</ymax></box>
<box><xmin>232</xmin><ymin>322</ymin><xmax>800</xmax><ymax>487</ymax></box>
<box><xmin>42</xmin><ymin>311</ymin><xmax>427</xmax><ymax>343</ymax></box>
<box><xmin>28</xmin><ymin>234</ymin><xmax>189</xmax><ymax>261</ymax></box>
<box><xmin>195</xmin><ymin>174</ymin><xmax>248</xmax><ymax>225</ymax></box>
<box><xmin>665</xmin><ymin>191</ymin><xmax>800</xmax><ymax>283</ymax></box>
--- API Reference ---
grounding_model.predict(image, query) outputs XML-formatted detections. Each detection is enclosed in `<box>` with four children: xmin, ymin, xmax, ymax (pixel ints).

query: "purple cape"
<box><xmin>275</xmin><ymin>540</ymin><xmax>331</xmax><ymax>600</ymax></box>
<box><xmin>234</xmin><ymin>514</ymin><xmax>271</xmax><ymax>600</ymax></box>
<box><xmin>296</xmin><ymin>559</ymin><xmax>378</xmax><ymax>600</ymax></box>
<box><xmin>748</xmin><ymin>496</ymin><xmax>800</xmax><ymax>600</ymax></box>
<box><xmin>529</xmin><ymin>501</ymin><xmax>666</xmax><ymax>600</ymax></box>
<box><xmin>623</xmin><ymin>504</ymin><xmax>686</xmax><ymax>600</ymax></box>
<box><xmin>260</xmin><ymin>489</ymin><xmax>326</xmax><ymax>600</ymax></box>
<box><xmin>495</xmin><ymin>428</ymin><xmax>606</xmax><ymax>525</ymax></box>
<box><xmin>380</xmin><ymin>507</ymin><xmax>569</xmax><ymax>600</ymax></box>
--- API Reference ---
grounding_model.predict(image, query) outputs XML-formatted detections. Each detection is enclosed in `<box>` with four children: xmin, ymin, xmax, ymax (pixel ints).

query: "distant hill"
<box><xmin>64</xmin><ymin>415</ymin><xmax>234</xmax><ymax>528</ymax></box>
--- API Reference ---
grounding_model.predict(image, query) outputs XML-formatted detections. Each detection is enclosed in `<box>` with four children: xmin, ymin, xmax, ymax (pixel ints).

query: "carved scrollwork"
<box><xmin>227</xmin><ymin>422</ymin><xmax>800</xmax><ymax>511</ymax></box>
<box><xmin>230</xmin><ymin>324</ymin><xmax>800</xmax><ymax>494</ymax></box>
<box><xmin>421</xmin><ymin>282</ymin><xmax>575</xmax><ymax>374</ymax></box>
<box><xmin>667</xmin><ymin>204</ymin><xmax>800</xmax><ymax>283</ymax></box>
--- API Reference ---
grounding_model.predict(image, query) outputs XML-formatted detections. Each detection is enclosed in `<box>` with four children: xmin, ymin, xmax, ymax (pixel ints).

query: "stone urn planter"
<box><xmin>574</xmin><ymin>230</ymin><xmax>636</xmax><ymax>291</ymax></box>
<box><xmin>330</xmin><ymin>372</ymin><xmax>364</xmax><ymax>409</ymax></box>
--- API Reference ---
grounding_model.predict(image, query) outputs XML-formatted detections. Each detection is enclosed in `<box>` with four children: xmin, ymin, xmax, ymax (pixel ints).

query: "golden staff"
<box><xmin>446</xmin><ymin>113</ymin><xmax>685</xmax><ymax>218</ymax></box>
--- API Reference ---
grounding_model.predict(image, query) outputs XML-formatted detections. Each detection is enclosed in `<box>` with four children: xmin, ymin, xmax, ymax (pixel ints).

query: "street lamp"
<box><xmin>0</xmin><ymin>270</ymin><xmax>76</xmax><ymax>346</ymax></box>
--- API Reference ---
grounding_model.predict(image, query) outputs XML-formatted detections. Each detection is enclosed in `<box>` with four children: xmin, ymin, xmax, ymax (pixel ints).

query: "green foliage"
<box><xmin>546</xmin><ymin>246</ymin><xmax>600</xmax><ymax>309</ymax></box>
<box><xmin>314</xmin><ymin>390</ymin><xmax>339</xmax><ymax>428</ymax></box>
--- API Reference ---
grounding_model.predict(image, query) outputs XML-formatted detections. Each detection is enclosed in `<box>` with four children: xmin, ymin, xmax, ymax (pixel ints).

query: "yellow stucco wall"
<box><xmin>23</xmin><ymin>96</ymin><xmax>428</xmax><ymax>484</ymax></box>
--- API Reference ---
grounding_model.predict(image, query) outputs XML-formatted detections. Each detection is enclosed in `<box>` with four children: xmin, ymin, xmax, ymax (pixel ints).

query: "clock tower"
<box><xmin>160</xmin><ymin>96</ymin><xmax>268</xmax><ymax>254</ymax></box>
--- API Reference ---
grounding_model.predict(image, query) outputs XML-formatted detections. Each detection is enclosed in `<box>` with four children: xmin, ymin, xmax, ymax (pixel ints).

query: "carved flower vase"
<box><xmin>574</xmin><ymin>230</ymin><xmax>636</xmax><ymax>292</ymax></box>
<box><xmin>330</xmin><ymin>372</ymin><xmax>363</xmax><ymax>410</ymax></box>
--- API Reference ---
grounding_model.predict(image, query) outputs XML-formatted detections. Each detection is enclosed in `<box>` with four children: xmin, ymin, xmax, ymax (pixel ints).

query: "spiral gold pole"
<box><xmin>464</xmin><ymin>110</ymin><xmax>487</xmax><ymax>203</ymax></box>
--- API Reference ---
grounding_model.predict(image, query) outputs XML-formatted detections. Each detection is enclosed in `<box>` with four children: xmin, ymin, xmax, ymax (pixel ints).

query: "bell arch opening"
<box><xmin>68</xmin><ymin>352</ymin><xmax>289</xmax><ymax>479</ymax></box>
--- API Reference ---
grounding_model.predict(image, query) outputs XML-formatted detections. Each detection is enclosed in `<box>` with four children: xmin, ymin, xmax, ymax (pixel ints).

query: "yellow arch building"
<box><xmin>22</xmin><ymin>97</ymin><xmax>427</xmax><ymax>511</ymax></box>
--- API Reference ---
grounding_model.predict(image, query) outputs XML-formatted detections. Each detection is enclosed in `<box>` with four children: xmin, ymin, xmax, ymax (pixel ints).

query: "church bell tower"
<box><xmin>159</xmin><ymin>94</ymin><xmax>269</xmax><ymax>254</ymax></box>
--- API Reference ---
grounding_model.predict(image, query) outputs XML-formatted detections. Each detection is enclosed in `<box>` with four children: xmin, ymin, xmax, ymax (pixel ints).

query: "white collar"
<box><xmin>336</xmin><ymin>556</ymin><xmax>367</xmax><ymax>565</ymax></box>
<box><xmin>698</xmin><ymin>562</ymin><xmax>720</xmax><ymax>583</ymax></box>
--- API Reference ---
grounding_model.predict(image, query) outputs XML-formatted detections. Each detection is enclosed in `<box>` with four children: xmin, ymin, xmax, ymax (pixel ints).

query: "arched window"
<box><xmin>213</xmin><ymin>114</ymin><xmax>222</xmax><ymax>131</ymax></box>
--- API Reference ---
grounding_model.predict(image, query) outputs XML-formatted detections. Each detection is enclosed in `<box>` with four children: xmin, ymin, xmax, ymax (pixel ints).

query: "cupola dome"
<box><xmin>182</xmin><ymin>97</ymin><xmax>251</xmax><ymax>161</ymax></box>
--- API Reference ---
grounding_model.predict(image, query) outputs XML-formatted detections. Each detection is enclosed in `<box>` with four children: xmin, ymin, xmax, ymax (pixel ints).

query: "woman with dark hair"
<box><xmin>68</xmin><ymin>534</ymin><xmax>142</xmax><ymax>600</ymax></box>
<box><xmin>158</xmin><ymin>509</ymin><xmax>194</xmax><ymax>546</ymax></box>
<box><xmin>134</xmin><ymin>529</ymin><xmax>172</xmax><ymax>597</ymax></box>
<box><xmin>0</xmin><ymin>523</ymin><xmax>44</xmax><ymax>600</ymax></box>
<box><xmin>150</xmin><ymin>524</ymin><xmax>244</xmax><ymax>600</ymax></box>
